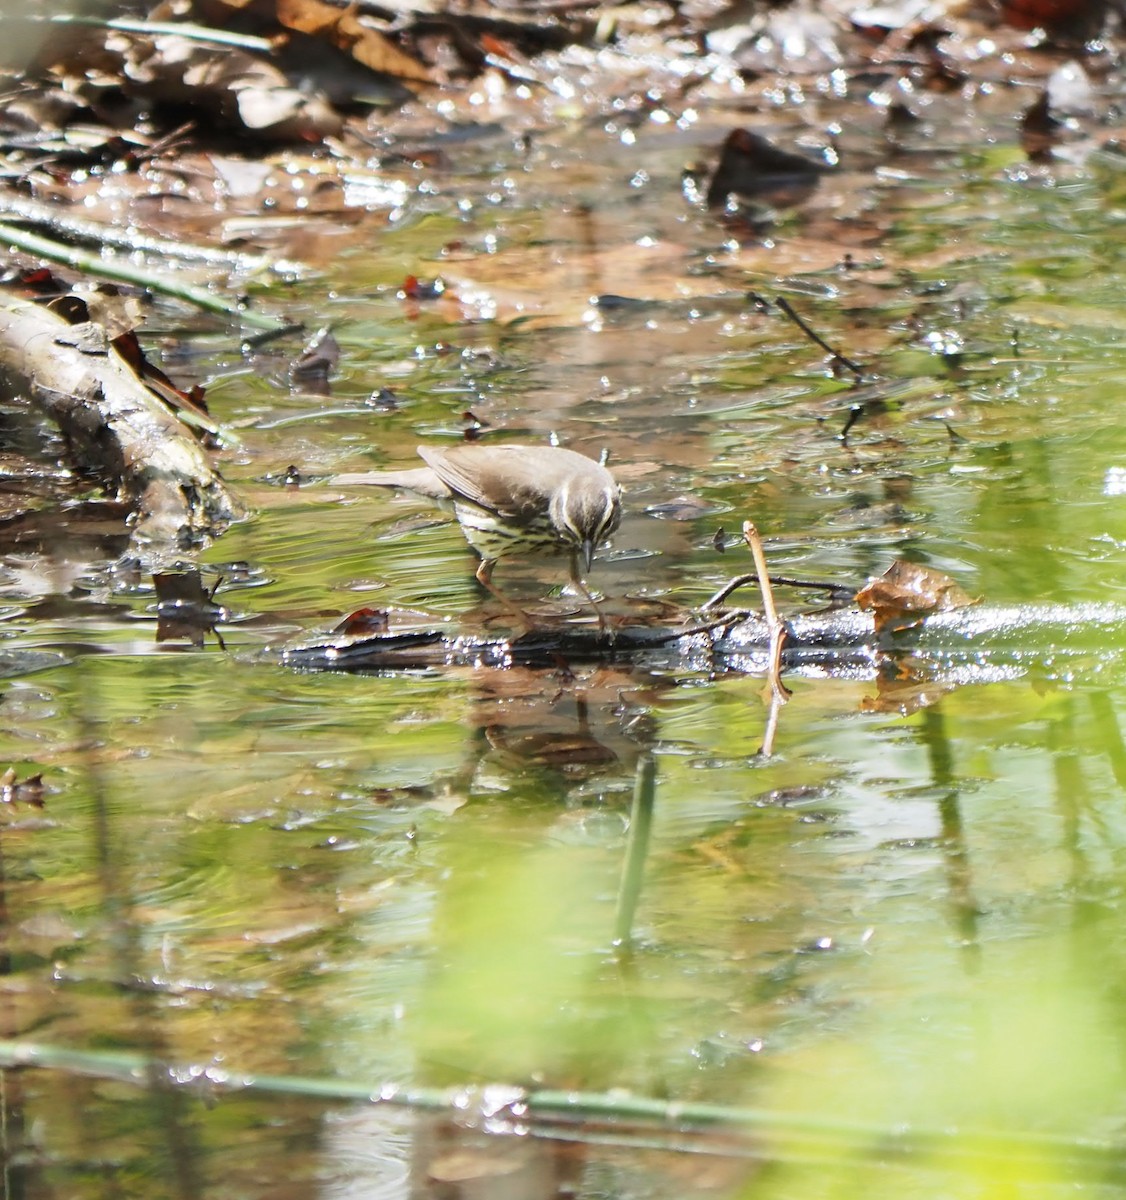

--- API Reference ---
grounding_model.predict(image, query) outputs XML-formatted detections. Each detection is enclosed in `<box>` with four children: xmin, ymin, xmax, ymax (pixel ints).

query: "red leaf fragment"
<box><xmin>402</xmin><ymin>275</ymin><xmax>445</xmax><ymax>300</ymax></box>
<box><xmin>332</xmin><ymin>608</ymin><xmax>391</xmax><ymax>637</ymax></box>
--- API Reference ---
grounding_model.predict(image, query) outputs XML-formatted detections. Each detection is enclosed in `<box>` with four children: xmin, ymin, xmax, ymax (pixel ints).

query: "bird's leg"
<box><xmin>475</xmin><ymin>558</ymin><xmax>533</xmax><ymax>628</ymax></box>
<box><xmin>569</xmin><ymin>552</ymin><xmax>610</xmax><ymax>636</ymax></box>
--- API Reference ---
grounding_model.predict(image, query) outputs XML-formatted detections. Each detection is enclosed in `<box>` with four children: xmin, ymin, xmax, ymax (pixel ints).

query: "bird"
<box><xmin>342</xmin><ymin>443</ymin><xmax>622</xmax><ymax>625</ymax></box>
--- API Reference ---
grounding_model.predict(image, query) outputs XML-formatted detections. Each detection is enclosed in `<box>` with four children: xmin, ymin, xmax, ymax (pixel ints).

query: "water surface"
<box><xmin>3</xmin><ymin>49</ymin><xmax>1126</xmax><ymax>1200</ymax></box>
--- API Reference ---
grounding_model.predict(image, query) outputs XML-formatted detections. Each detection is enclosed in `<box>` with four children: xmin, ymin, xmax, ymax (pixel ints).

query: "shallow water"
<box><xmin>3</xmin><ymin>53</ymin><xmax>1126</xmax><ymax>1200</ymax></box>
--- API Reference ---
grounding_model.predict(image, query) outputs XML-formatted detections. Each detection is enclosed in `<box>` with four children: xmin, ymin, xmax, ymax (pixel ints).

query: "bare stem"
<box><xmin>742</xmin><ymin>521</ymin><xmax>791</xmax><ymax>717</ymax></box>
<box><xmin>771</xmin><ymin>295</ymin><xmax>865</xmax><ymax>382</ymax></box>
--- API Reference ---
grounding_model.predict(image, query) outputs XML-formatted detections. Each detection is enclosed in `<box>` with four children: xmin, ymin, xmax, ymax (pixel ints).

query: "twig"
<box><xmin>743</xmin><ymin>521</ymin><xmax>791</xmax><ymax>715</ymax></box>
<box><xmin>760</xmin><ymin>293</ymin><xmax>866</xmax><ymax>382</ymax></box>
<box><xmin>702</xmin><ymin>572</ymin><xmax>855</xmax><ymax>611</ymax></box>
<box><xmin>0</xmin><ymin>223</ymin><xmax>295</xmax><ymax>334</ymax></box>
<box><xmin>0</xmin><ymin>194</ymin><xmax>300</xmax><ymax>275</ymax></box>
<box><xmin>0</xmin><ymin>1038</ymin><xmax>1123</xmax><ymax>1177</ymax></box>
<box><xmin>48</xmin><ymin>13</ymin><xmax>277</xmax><ymax>53</ymax></box>
<box><xmin>703</xmin><ymin>573</ymin><xmax>763</xmax><ymax>611</ymax></box>
<box><xmin>840</xmin><ymin>403</ymin><xmax>864</xmax><ymax>442</ymax></box>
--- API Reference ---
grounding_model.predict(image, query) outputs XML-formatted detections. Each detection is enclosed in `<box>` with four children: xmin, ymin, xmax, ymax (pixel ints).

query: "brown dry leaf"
<box><xmin>0</xmin><ymin>768</ymin><xmax>46</xmax><ymax>808</ymax></box>
<box><xmin>82</xmin><ymin>286</ymin><xmax>147</xmax><ymax>340</ymax></box>
<box><xmin>1021</xmin><ymin>89</ymin><xmax>1059</xmax><ymax>161</ymax></box>
<box><xmin>276</xmin><ymin>0</ymin><xmax>432</xmax><ymax>83</ymax></box>
<box><xmin>856</xmin><ymin>559</ymin><xmax>976</xmax><ymax>635</ymax></box>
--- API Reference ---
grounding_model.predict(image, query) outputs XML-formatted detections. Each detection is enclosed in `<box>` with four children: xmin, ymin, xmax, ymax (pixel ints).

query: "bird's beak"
<box><xmin>580</xmin><ymin>538</ymin><xmax>596</xmax><ymax>572</ymax></box>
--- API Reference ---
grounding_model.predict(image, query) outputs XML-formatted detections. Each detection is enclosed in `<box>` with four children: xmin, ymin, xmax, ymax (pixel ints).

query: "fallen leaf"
<box><xmin>0</xmin><ymin>769</ymin><xmax>46</xmax><ymax>808</ymax></box>
<box><xmin>856</xmin><ymin>559</ymin><xmax>976</xmax><ymax>634</ymax></box>
<box><xmin>276</xmin><ymin>0</ymin><xmax>432</xmax><ymax>83</ymax></box>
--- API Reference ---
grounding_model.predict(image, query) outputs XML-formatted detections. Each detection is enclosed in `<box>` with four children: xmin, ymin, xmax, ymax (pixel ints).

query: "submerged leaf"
<box><xmin>705</xmin><ymin>128</ymin><xmax>831</xmax><ymax>210</ymax></box>
<box><xmin>0</xmin><ymin>768</ymin><xmax>45</xmax><ymax>808</ymax></box>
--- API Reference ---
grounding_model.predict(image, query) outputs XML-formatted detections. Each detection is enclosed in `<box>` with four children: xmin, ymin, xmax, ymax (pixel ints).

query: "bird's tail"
<box><xmin>330</xmin><ymin>467</ymin><xmax>452</xmax><ymax>501</ymax></box>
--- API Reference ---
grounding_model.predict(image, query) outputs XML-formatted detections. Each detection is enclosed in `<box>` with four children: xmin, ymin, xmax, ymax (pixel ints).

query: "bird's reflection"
<box><xmin>465</xmin><ymin>664</ymin><xmax>660</xmax><ymax>803</ymax></box>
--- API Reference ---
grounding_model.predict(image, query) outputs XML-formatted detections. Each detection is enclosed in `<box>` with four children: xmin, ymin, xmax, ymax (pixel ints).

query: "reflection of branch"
<box><xmin>920</xmin><ymin>707</ymin><xmax>980</xmax><ymax>957</ymax></box>
<box><xmin>1088</xmin><ymin>691</ymin><xmax>1126</xmax><ymax>790</ymax></box>
<box><xmin>1048</xmin><ymin>697</ymin><xmax>1088</xmax><ymax>890</ymax></box>
<box><xmin>613</xmin><ymin>754</ymin><xmax>656</xmax><ymax>949</ymax></box>
<box><xmin>760</xmin><ymin>690</ymin><xmax>784</xmax><ymax>759</ymax></box>
<box><xmin>73</xmin><ymin>669</ymin><xmax>202</xmax><ymax>1199</ymax></box>
<box><xmin>0</xmin><ymin>775</ymin><xmax>29</xmax><ymax>1184</ymax></box>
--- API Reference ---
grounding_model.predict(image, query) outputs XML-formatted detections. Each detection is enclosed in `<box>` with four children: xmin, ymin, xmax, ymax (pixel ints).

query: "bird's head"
<box><xmin>551</xmin><ymin>470</ymin><xmax>622</xmax><ymax>569</ymax></box>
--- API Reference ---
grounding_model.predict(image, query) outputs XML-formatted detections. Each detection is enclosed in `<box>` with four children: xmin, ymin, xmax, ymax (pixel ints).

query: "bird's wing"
<box><xmin>417</xmin><ymin>445</ymin><xmax>556</xmax><ymax>521</ymax></box>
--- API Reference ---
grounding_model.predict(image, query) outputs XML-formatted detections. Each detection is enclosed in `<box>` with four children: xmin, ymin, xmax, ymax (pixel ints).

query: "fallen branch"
<box><xmin>47</xmin><ymin>13</ymin><xmax>278</xmax><ymax>53</ymax></box>
<box><xmin>277</xmin><ymin>600</ymin><xmax>1126</xmax><ymax>684</ymax></box>
<box><xmin>0</xmin><ymin>294</ymin><xmax>244</xmax><ymax>546</ymax></box>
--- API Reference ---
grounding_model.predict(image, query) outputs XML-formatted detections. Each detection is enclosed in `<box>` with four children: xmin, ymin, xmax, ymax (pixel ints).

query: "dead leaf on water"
<box><xmin>856</xmin><ymin>559</ymin><xmax>976</xmax><ymax>635</ymax></box>
<box><xmin>705</xmin><ymin>128</ymin><xmax>831</xmax><ymax>209</ymax></box>
<box><xmin>0</xmin><ymin>767</ymin><xmax>46</xmax><ymax>808</ymax></box>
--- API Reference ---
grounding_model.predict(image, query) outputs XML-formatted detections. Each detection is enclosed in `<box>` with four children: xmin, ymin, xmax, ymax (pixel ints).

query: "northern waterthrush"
<box><xmin>350</xmin><ymin>443</ymin><xmax>622</xmax><ymax>621</ymax></box>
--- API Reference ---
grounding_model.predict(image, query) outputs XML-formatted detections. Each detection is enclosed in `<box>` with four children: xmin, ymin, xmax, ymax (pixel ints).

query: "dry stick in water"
<box><xmin>756</xmin><ymin>292</ymin><xmax>869</xmax><ymax>440</ymax></box>
<box><xmin>702</xmin><ymin>571</ymin><xmax>854</xmax><ymax>610</ymax></box>
<box><xmin>0</xmin><ymin>224</ymin><xmax>296</xmax><ymax>334</ymax></box>
<box><xmin>742</xmin><ymin>521</ymin><xmax>790</xmax><ymax>756</ymax></box>
<box><xmin>769</xmin><ymin>295</ymin><xmax>866</xmax><ymax>382</ymax></box>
